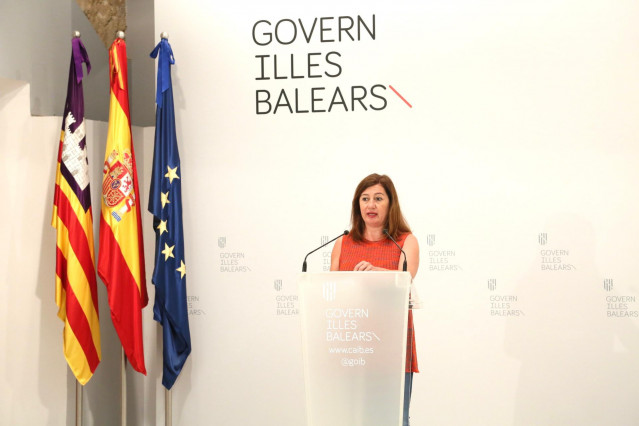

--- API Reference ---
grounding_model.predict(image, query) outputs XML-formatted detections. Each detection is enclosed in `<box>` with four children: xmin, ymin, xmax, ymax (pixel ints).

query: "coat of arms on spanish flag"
<box><xmin>98</xmin><ymin>37</ymin><xmax>148</xmax><ymax>374</ymax></box>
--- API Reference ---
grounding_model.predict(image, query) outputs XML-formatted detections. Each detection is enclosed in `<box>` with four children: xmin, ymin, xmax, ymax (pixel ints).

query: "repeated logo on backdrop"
<box><xmin>426</xmin><ymin>234</ymin><xmax>463</xmax><ymax>272</ymax></box>
<box><xmin>218</xmin><ymin>236</ymin><xmax>252</xmax><ymax>273</ymax></box>
<box><xmin>187</xmin><ymin>295</ymin><xmax>206</xmax><ymax>317</ymax></box>
<box><xmin>263</xmin><ymin>232</ymin><xmax>638</xmax><ymax>321</ymax></box>
<box><xmin>603</xmin><ymin>279</ymin><xmax>638</xmax><ymax>318</ymax></box>
<box><xmin>538</xmin><ymin>232</ymin><xmax>575</xmax><ymax>271</ymax></box>
<box><xmin>486</xmin><ymin>278</ymin><xmax>525</xmax><ymax>317</ymax></box>
<box><xmin>274</xmin><ymin>278</ymin><xmax>299</xmax><ymax>316</ymax></box>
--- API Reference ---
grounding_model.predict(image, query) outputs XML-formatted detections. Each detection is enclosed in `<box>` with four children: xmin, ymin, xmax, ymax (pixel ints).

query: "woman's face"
<box><xmin>359</xmin><ymin>184</ymin><xmax>389</xmax><ymax>229</ymax></box>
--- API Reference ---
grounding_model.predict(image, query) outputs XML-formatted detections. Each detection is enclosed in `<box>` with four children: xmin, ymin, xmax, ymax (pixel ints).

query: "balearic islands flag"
<box><xmin>149</xmin><ymin>38</ymin><xmax>192</xmax><ymax>389</ymax></box>
<box><xmin>98</xmin><ymin>37</ymin><xmax>148</xmax><ymax>374</ymax></box>
<box><xmin>52</xmin><ymin>36</ymin><xmax>101</xmax><ymax>385</ymax></box>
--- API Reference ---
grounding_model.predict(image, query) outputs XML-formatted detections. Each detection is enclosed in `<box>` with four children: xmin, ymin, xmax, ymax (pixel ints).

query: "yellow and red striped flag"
<box><xmin>52</xmin><ymin>36</ymin><xmax>101</xmax><ymax>385</ymax></box>
<box><xmin>98</xmin><ymin>37</ymin><xmax>148</xmax><ymax>374</ymax></box>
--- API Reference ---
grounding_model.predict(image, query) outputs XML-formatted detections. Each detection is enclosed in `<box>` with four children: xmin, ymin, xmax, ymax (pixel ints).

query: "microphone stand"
<box><xmin>302</xmin><ymin>231</ymin><xmax>348</xmax><ymax>272</ymax></box>
<box><xmin>383</xmin><ymin>229</ymin><xmax>407</xmax><ymax>272</ymax></box>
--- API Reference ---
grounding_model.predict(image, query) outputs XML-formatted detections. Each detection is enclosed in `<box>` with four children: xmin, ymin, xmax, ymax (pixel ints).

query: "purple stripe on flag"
<box><xmin>59</xmin><ymin>161</ymin><xmax>92</xmax><ymax>212</ymax></box>
<box><xmin>63</xmin><ymin>67</ymin><xmax>84</xmax><ymax>135</ymax></box>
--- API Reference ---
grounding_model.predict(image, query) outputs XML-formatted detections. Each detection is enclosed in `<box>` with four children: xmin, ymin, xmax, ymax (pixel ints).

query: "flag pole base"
<box><xmin>165</xmin><ymin>388</ymin><xmax>172</xmax><ymax>426</ymax></box>
<box><xmin>76</xmin><ymin>379</ymin><xmax>82</xmax><ymax>426</ymax></box>
<box><xmin>121</xmin><ymin>348</ymin><xmax>127</xmax><ymax>426</ymax></box>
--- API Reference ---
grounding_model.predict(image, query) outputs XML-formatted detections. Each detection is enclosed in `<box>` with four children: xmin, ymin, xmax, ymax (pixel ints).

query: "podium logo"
<box><xmin>604</xmin><ymin>279</ymin><xmax>614</xmax><ymax>292</ymax></box>
<box><xmin>538</xmin><ymin>233</ymin><xmax>547</xmax><ymax>245</ymax></box>
<box><xmin>488</xmin><ymin>278</ymin><xmax>497</xmax><ymax>291</ymax></box>
<box><xmin>218</xmin><ymin>237</ymin><xmax>227</xmax><ymax>249</ymax></box>
<box><xmin>323</xmin><ymin>281</ymin><xmax>337</xmax><ymax>301</ymax></box>
<box><xmin>274</xmin><ymin>279</ymin><xmax>282</xmax><ymax>291</ymax></box>
<box><xmin>427</xmin><ymin>234</ymin><xmax>436</xmax><ymax>246</ymax></box>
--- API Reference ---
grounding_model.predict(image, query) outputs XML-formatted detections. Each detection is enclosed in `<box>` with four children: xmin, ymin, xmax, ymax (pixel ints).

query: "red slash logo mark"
<box><xmin>389</xmin><ymin>85</ymin><xmax>412</xmax><ymax>108</ymax></box>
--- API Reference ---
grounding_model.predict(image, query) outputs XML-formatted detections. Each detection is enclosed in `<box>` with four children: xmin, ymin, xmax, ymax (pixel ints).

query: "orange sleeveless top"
<box><xmin>338</xmin><ymin>233</ymin><xmax>419</xmax><ymax>373</ymax></box>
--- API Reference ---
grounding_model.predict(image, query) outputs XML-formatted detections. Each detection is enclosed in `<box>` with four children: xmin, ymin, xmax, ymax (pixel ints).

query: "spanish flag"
<box><xmin>98</xmin><ymin>37</ymin><xmax>148</xmax><ymax>374</ymax></box>
<box><xmin>52</xmin><ymin>36</ymin><xmax>101</xmax><ymax>385</ymax></box>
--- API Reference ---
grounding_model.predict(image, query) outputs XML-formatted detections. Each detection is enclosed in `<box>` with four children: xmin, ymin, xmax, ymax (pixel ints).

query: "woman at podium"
<box><xmin>330</xmin><ymin>173</ymin><xmax>419</xmax><ymax>426</ymax></box>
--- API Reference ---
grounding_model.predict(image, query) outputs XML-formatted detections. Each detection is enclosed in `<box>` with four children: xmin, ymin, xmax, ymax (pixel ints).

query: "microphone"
<box><xmin>384</xmin><ymin>229</ymin><xmax>407</xmax><ymax>272</ymax></box>
<box><xmin>302</xmin><ymin>231</ymin><xmax>349</xmax><ymax>272</ymax></box>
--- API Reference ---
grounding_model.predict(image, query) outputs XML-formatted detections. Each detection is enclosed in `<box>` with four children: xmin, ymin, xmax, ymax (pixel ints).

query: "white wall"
<box><xmin>0</xmin><ymin>78</ymin><xmax>69</xmax><ymax>425</ymax></box>
<box><xmin>153</xmin><ymin>0</ymin><xmax>639</xmax><ymax>424</ymax></box>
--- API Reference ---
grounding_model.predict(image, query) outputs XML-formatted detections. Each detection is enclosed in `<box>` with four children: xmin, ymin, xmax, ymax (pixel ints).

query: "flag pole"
<box><xmin>150</xmin><ymin>31</ymin><xmax>192</xmax><ymax>425</ymax></box>
<box><xmin>160</xmin><ymin>29</ymin><xmax>173</xmax><ymax>426</ymax></box>
<box><xmin>57</xmin><ymin>28</ymin><xmax>96</xmax><ymax>426</ymax></box>
<box><xmin>121</xmin><ymin>348</ymin><xmax>127</xmax><ymax>426</ymax></box>
<box><xmin>165</xmin><ymin>388</ymin><xmax>172</xmax><ymax>426</ymax></box>
<box><xmin>76</xmin><ymin>379</ymin><xmax>82</xmax><ymax>426</ymax></box>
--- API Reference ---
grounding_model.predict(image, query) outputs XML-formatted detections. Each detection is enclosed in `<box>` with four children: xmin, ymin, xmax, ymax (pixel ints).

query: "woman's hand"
<box><xmin>353</xmin><ymin>261</ymin><xmax>387</xmax><ymax>272</ymax></box>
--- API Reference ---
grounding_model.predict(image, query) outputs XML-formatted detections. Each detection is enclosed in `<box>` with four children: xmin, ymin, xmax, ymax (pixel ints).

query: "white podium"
<box><xmin>298</xmin><ymin>272</ymin><xmax>411</xmax><ymax>426</ymax></box>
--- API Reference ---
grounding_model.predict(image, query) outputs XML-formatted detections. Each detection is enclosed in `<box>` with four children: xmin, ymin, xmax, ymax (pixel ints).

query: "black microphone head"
<box><xmin>383</xmin><ymin>229</ymin><xmax>389</xmax><ymax>235</ymax></box>
<box><xmin>344</xmin><ymin>230</ymin><xmax>349</xmax><ymax>235</ymax></box>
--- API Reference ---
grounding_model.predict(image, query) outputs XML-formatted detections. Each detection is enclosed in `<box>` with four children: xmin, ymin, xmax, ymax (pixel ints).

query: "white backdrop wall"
<box><xmin>154</xmin><ymin>0</ymin><xmax>639</xmax><ymax>425</ymax></box>
<box><xmin>2</xmin><ymin>0</ymin><xmax>639</xmax><ymax>425</ymax></box>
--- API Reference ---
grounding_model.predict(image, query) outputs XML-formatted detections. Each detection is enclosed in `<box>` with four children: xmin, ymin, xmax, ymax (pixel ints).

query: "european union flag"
<box><xmin>149</xmin><ymin>38</ymin><xmax>191</xmax><ymax>389</ymax></box>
